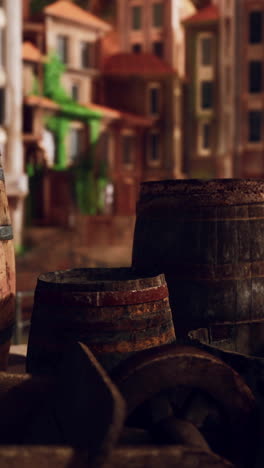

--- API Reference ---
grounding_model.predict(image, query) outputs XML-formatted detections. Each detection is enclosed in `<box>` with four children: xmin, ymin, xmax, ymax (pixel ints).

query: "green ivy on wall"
<box><xmin>41</xmin><ymin>53</ymin><xmax>107</xmax><ymax>215</ymax></box>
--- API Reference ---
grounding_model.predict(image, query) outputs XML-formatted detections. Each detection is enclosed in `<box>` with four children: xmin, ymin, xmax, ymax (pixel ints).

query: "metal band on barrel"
<box><xmin>0</xmin><ymin>168</ymin><xmax>5</xmax><ymax>181</ymax></box>
<box><xmin>0</xmin><ymin>323</ymin><xmax>14</xmax><ymax>345</ymax></box>
<box><xmin>0</xmin><ymin>225</ymin><xmax>13</xmax><ymax>240</ymax></box>
<box><xmin>36</xmin><ymin>284</ymin><xmax>169</xmax><ymax>307</ymax></box>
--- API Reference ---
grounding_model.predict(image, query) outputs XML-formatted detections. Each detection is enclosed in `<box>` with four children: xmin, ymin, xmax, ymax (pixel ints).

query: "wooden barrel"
<box><xmin>132</xmin><ymin>179</ymin><xmax>264</xmax><ymax>336</ymax></box>
<box><xmin>26</xmin><ymin>268</ymin><xmax>175</xmax><ymax>375</ymax></box>
<box><xmin>0</xmin><ymin>166</ymin><xmax>16</xmax><ymax>370</ymax></box>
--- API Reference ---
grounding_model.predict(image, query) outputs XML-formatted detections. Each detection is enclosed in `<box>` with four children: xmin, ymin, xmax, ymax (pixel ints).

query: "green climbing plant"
<box><xmin>42</xmin><ymin>52</ymin><xmax>107</xmax><ymax>214</ymax></box>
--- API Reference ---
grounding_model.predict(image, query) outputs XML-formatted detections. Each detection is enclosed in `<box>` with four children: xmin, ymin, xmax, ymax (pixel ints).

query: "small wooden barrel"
<box><xmin>26</xmin><ymin>268</ymin><xmax>175</xmax><ymax>375</ymax></box>
<box><xmin>132</xmin><ymin>179</ymin><xmax>264</xmax><ymax>336</ymax></box>
<box><xmin>0</xmin><ymin>166</ymin><xmax>16</xmax><ymax>370</ymax></box>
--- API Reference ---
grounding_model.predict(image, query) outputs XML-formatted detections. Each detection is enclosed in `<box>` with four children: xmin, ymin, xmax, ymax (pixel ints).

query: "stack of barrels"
<box><xmin>26</xmin><ymin>178</ymin><xmax>264</xmax><ymax>372</ymax></box>
<box><xmin>2</xmin><ymin>177</ymin><xmax>262</xmax><ymax>467</ymax></box>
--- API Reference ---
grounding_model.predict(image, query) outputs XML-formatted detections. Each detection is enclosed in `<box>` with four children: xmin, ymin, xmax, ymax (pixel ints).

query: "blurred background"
<box><xmin>0</xmin><ymin>0</ymin><xmax>260</xmax><ymax>339</ymax></box>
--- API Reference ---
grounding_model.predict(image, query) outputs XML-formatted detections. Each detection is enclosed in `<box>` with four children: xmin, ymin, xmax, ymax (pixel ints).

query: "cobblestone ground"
<box><xmin>16</xmin><ymin>226</ymin><xmax>133</xmax><ymax>291</ymax></box>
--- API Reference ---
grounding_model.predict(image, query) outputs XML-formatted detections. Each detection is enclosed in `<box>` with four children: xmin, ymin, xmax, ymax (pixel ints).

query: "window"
<box><xmin>201</xmin><ymin>81</ymin><xmax>213</xmax><ymax>109</ymax></box>
<box><xmin>131</xmin><ymin>6</ymin><xmax>142</xmax><ymax>30</ymax></box>
<box><xmin>149</xmin><ymin>132</ymin><xmax>160</xmax><ymax>161</ymax></box>
<box><xmin>198</xmin><ymin>121</ymin><xmax>212</xmax><ymax>156</ymax></box>
<box><xmin>153</xmin><ymin>41</ymin><xmax>164</xmax><ymax>58</ymax></box>
<box><xmin>200</xmin><ymin>36</ymin><xmax>213</xmax><ymax>66</ymax></box>
<box><xmin>249</xmin><ymin>61</ymin><xmax>262</xmax><ymax>93</ymax></box>
<box><xmin>0</xmin><ymin>87</ymin><xmax>4</xmax><ymax>126</ymax></box>
<box><xmin>80</xmin><ymin>41</ymin><xmax>94</xmax><ymax>68</ymax></box>
<box><xmin>249</xmin><ymin>11</ymin><xmax>263</xmax><ymax>44</ymax></box>
<box><xmin>226</xmin><ymin>65</ymin><xmax>231</xmax><ymax>97</ymax></box>
<box><xmin>23</xmin><ymin>104</ymin><xmax>33</xmax><ymax>134</ymax></box>
<box><xmin>132</xmin><ymin>43</ymin><xmax>142</xmax><ymax>53</ymax></box>
<box><xmin>152</xmin><ymin>3</ymin><xmax>163</xmax><ymax>28</ymax></box>
<box><xmin>71</xmin><ymin>83</ymin><xmax>79</xmax><ymax>101</ymax></box>
<box><xmin>202</xmin><ymin>122</ymin><xmax>211</xmax><ymax>151</ymax></box>
<box><xmin>0</xmin><ymin>28</ymin><xmax>3</xmax><ymax>69</ymax></box>
<box><xmin>97</xmin><ymin>131</ymin><xmax>110</xmax><ymax>162</ymax></box>
<box><xmin>149</xmin><ymin>85</ymin><xmax>160</xmax><ymax>115</ymax></box>
<box><xmin>122</xmin><ymin>135</ymin><xmax>135</xmax><ymax>165</ymax></box>
<box><xmin>224</xmin><ymin>18</ymin><xmax>231</xmax><ymax>54</ymax></box>
<box><xmin>69</xmin><ymin>128</ymin><xmax>84</xmax><ymax>163</ymax></box>
<box><xmin>57</xmin><ymin>35</ymin><xmax>68</xmax><ymax>64</ymax></box>
<box><xmin>248</xmin><ymin>111</ymin><xmax>262</xmax><ymax>142</ymax></box>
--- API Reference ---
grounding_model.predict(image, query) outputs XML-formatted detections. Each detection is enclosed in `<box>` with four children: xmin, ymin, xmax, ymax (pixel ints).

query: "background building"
<box><xmin>116</xmin><ymin>0</ymin><xmax>195</xmax><ymax>179</ymax></box>
<box><xmin>184</xmin><ymin>0</ymin><xmax>264</xmax><ymax>179</ymax></box>
<box><xmin>184</xmin><ymin>3</ymin><xmax>221</xmax><ymax>178</ymax></box>
<box><xmin>0</xmin><ymin>0</ymin><xmax>28</xmax><ymax>250</ymax></box>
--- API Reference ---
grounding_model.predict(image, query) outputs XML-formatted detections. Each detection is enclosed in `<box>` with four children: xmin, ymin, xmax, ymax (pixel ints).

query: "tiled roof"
<box><xmin>85</xmin><ymin>103</ymin><xmax>120</xmax><ymax>119</ymax></box>
<box><xmin>183</xmin><ymin>4</ymin><xmax>219</xmax><ymax>24</ymax></box>
<box><xmin>120</xmin><ymin>111</ymin><xmax>154</xmax><ymax>127</ymax></box>
<box><xmin>25</xmin><ymin>95</ymin><xmax>60</xmax><ymax>111</ymax></box>
<box><xmin>25</xmin><ymin>96</ymin><xmax>152</xmax><ymax>127</ymax></box>
<box><xmin>104</xmin><ymin>53</ymin><xmax>176</xmax><ymax>76</ymax></box>
<box><xmin>22</xmin><ymin>41</ymin><xmax>43</xmax><ymax>63</ymax></box>
<box><xmin>101</xmin><ymin>31</ymin><xmax>121</xmax><ymax>63</ymax></box>
<box><xmin>44</xmin><ymin>1</ymin><xmax>111</xmax><ymax>31</ymax></box>
<box><xmin>85</xmin><ymin>103</ymin><xmax>153</xmax><ymax>127</ymax></box>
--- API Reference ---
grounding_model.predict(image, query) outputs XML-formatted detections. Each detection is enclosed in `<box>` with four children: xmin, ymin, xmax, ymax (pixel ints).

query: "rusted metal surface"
<box><xmin>0</xmin><ymin>445</ymin><xmax>234</xmax><ymax>468</ymax></box>
<box><xmin>113</xmin><ymin>344</ymin><xmax>254</xmax><ymax>418</ymax></box>
<box><xmin>0</xmin><ymin>225</ymin><xmax>13</xmax><ymax>241</ymax></box>
<box><xmin>132</xmin><ymin>179</ymin><xmax>264</xmax><ymax>336</ymax></box>
<box><xmin>151</xmin><ymin>416</ymin><xmax>211</xmax><ymax>451</ymax></box>
<box><xmin>52</xmin><ymin>343</ymin><xmax>126</xmax><ymax>467</ymax></box>
<box><xmin>113</xmin><ymin>343</ymin><xmax>255</xmax><ymax>466</ymax></box>
<box><xmin>189</xmin><ymin>319</ymin><xmax>264</xmax><ymax>356</ymax></box>
<box><xmin>0</xmin><ymin>344</ymin><xmax>126</xmax><ymax>468</ymax></box>
<box><xmin>27</xmin><ymin>268</ymin><xmax>175</xmax><ymax>374</ymax></box>
<box><xmin>0</xmin><ymin>446</ymin><xmax>86</xmax><ymax>468</ymax></box>
<box><xmin>0</xmin><ymin>373</ymin><xmax>58</xmax><ymax>444</ymax></box>
<box><xmin>187</xmin><ymin>340</ymin><xmax>264</xmax><ymax>468</ymax></box>
<box><xmin>106</xmin><ymin>446</ymin><xmax>234</xmax><ymax>467</ymax></box>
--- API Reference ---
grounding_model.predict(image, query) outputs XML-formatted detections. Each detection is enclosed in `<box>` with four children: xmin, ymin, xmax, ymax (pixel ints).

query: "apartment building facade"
<box><xmin>234</xmin><ymin>0</ymin><xmax>264</xmax><ymax>178</ymax></box>
<box><xmin>184</xmin><ymin>4</ymin><xmax>221</xmax><ymax>178</ymax></box>
<box><xmin>116</xmin><ymin>0</ymin><xmax>195</xmax><ymax>179</ymax></box>
<box><xmin>184</xmin><ymin>0</ymin><xmax>264</xmax><ymax>179</ymax></box>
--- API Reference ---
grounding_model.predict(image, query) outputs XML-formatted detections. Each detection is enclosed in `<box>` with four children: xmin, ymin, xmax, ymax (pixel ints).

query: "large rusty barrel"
<box><xmin>26</xmin><ymin>268</ymin><xmax>175</xmax><ymax>375</ymax></box>
<box><xmin>132</xmin><ymin>179</ymin><xmax>264</xmax><ymax>337</ymax></box>
<box><xmin>0</xmin><ymin>165</ymin><xmax>15</xmax><ymax>370</ymax></box>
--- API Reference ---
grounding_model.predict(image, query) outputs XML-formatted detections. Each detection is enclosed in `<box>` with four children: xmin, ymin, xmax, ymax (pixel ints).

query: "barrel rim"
<box><xmin>139</xmin><ymin>178</ymin><xmax>264</xmax><ymax>206</ymax></box>
<box><xmin>37</xmin><ymin>268</ymin><xmax>166</xmax><ymax>292</ymax></box>
<box><xmin>141</xmin><ymin>178</ymin><xmax>264</xmax><ymax>186</ymax></box>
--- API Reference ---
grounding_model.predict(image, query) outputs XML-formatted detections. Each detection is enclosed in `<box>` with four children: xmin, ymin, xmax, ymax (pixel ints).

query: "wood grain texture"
<box><xmin>27</xmin><ymin>268</ymin><xmax>175</xmax><ymax>375</ymax></box>
<box><xmin>0</xmin><ymin>168</ymin><xmax>15</xmax><ymax>369</ymax></box>
<box><xmin>133</xmin><ymin>179</ymin><xmax>264</xmax><ymax>336</ymax></box>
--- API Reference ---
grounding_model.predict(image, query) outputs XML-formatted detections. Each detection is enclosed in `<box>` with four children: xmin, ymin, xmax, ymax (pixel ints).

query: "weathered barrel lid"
<box><xmin>37</xmin><ymin>268</ymin><xmax>166</xmax><ymax>293</ymax></box>
<box><xmin>139</xmin><ymin>179</ymin><xmax>264</xmax><ymax>206</ymax></box>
